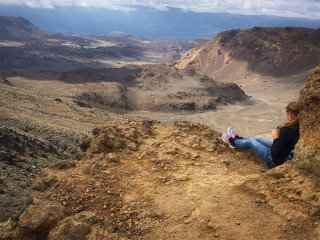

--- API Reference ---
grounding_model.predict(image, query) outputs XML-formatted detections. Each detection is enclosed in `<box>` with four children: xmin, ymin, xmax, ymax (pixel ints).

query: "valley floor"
<box><xmin>129</xmin><ymin>79</ymin><xmax>305</xmax><ymax>141</ymax></box>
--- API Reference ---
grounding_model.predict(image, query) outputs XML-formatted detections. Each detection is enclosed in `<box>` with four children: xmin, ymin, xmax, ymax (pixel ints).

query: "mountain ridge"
<box><xmin>176</xmin><ymin>27</ymin><xmax>320</xmax><ymax>83</ymax></box>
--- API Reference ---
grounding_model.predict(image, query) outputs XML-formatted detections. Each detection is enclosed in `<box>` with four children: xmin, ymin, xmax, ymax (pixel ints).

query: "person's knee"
<box><xmin>250</xmin><ymin>138</ymin><xmax>259</xmax><ymax>144</ymax></box>
<box><xmin>248</xmin><ymin>139</ymin><xmax>259</xmax><ymax>148</ymax></box>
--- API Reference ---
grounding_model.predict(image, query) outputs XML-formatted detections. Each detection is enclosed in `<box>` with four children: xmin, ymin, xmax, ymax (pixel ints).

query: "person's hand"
<box><xmin>272</xmin><ymin>129</ymin><xmax>279</xmax><ymax>139</ymax></box>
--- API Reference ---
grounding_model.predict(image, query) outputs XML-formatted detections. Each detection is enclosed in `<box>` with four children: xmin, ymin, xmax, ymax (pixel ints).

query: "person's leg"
<box><xmin>234</xmin><ymin>138</ymin><xmax>275</xmax><ymax>168</ymax></box>
<box><xmin>254</xmin><ymin>138</ymin><xmax>273</xmax><ymax>149</ymax></box>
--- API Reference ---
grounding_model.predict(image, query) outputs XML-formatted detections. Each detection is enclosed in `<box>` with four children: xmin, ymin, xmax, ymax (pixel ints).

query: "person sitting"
<box><xmin>222</xmin><ymin>102</ymin><xmax>300</xmax><ymax>168</ymax></box>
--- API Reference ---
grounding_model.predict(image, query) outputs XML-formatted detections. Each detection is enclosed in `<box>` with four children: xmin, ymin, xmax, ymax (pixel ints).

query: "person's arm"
<box><xmin>271</xmin><ymin>128</ymin><xmax>293</xmax><ymax>163</ymax></box>
<box><xmin>272</xmin><ymin>129</ymin><xmax>279</xmax><ymax>139</ymax></box>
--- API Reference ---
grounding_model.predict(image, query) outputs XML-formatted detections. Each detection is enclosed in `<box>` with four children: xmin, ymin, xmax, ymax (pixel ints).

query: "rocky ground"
<box><xmin>1</xmin><ymin>120</ymin><xmax>320</xmax><ymax>240</ymax></box>
<box><xmin>0</xmin><ymin>65</ymin><xmax>249</xmax><ymax>225</ymax></box>
<box><xmin>0</xmin><ymin>65</ymin><xmax>320</xmax><ymax>239</ymax></box>
<box><xmin>0</xmin><ymin>78</ymin><xmax>129</xmax><ymax>222</ymax></box>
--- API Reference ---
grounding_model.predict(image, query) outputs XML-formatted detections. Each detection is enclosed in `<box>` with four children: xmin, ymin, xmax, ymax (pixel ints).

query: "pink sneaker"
<box><xmin>222</xmin><ymin>133</ymin><xmax>236</xmax><ymax>148</ymax></box>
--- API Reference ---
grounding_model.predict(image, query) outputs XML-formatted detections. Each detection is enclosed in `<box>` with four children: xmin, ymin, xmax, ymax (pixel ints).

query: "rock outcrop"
<box><xmin>293</xmin><ymin>64</ymin><xmax>320</xmax><ymax>175</ymax></box>
<box><xmin>239</xmin><ymin>64</ymin><xmax>320</xmax><ymax>239</ymax></box>
<box><xmin>16</xmin><ymin>198</ymin><xmax>65</xmax><ymax>240</ymax></box>
<box><xmin>48</xmin><ymin>211</ymin><xmax>102</xmax><ymax>240</ymax></box>
<box><xmin>1</xmin><ymin>120</ymin><xmax>266</xmax><ymax>239</ymax></box>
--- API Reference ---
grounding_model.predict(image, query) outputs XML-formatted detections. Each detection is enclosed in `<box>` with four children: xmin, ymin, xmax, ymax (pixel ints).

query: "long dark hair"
<box><xmin>278</xmin><ymin>101</ymin><xmax>299</xmax><ymax>133</ymax></box>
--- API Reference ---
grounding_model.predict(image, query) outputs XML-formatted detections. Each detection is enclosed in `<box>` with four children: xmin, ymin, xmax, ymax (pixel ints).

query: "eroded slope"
<box><xmin>176</xmin><ymin>27</ymin><xmax>320</xmax><ymax>85</ymax></box>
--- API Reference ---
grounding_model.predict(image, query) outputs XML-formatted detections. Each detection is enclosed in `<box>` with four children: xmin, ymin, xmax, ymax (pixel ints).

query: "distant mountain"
<box><xmin>0</xmin><ymin>5</ymin><xmax>320</xmax><ymax>39</ymax></box>
<box><xmin>0</xmin><ymin>16</ymin><xmax>50</xmax><ymax>40</ymax></box>
<box><xmin>176</xmin><ymin>27</ymin><xmax>320</xmax><ymax>80</ymax></box>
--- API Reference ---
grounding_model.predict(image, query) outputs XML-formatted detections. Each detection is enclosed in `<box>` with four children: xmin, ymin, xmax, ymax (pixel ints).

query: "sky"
<box><xmin>0</xmin><ymin>0</ymin><xmax>320</xmax><ymax>19</ymax></box>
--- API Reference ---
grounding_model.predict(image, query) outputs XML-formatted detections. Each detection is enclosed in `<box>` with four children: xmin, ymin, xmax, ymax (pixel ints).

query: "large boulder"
<box><xmin>77</xmin><ymin>120</ymin><xmax>153</xmax><ymax>157</ymax></box>
<box><xmin>48</xmin><ymin>211</ymin><xmax>102</xmax><ymax>240</ymax></box>
<box><xmin>292</xmin><ymin>64</ymin><xmax>320</xmax><ymax>175</ymax></box>
<box><xmin>16</xmin><ymin>198</ymin><xmax>65</xmax><ymax>240</ymax></box>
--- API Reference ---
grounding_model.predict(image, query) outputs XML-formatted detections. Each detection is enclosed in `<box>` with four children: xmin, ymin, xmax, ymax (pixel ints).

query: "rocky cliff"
<box><xmin>293</xmin><ymin>64</ymin><xmax>320</xmax><ymax>175</ymax></box>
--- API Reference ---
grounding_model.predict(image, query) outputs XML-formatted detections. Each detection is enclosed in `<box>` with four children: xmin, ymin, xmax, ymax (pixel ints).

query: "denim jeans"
<box><xmin>234</xmin><ymin>138</ymin><xmax>275</xmax><ymax>168</ymax></box>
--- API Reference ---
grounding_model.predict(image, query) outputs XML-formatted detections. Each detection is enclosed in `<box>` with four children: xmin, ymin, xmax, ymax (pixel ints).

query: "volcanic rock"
<box><xmin>293</xmin><ymin>64</ymin><xmax>320</xmax><ymax>176</ymax></box>
<box><xmin>16</xmin><ymin>198</ymin><xmax>65</xmax><ymax>240</ymax></box>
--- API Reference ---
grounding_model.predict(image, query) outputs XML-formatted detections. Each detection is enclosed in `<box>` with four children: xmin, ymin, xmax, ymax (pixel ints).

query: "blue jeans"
<box><xmin>234</xmin><ymin>138</ymin><xmax>275</xmax><ymax>168</ymax></box>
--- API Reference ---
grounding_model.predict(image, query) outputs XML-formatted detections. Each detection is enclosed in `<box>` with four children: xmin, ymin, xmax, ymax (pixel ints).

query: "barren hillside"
<box><xmin>0</xmin><ymin>16</ymin><xmax>50</xmax><ymax>40</ymax></box>
<box><xmin>0</xmin><ymin>77</ymin><xmax>129</xmax><ymax>222</ymax></box>
<box><xmin>176</xmin><ymin>27</ymin><xmax>320</xmax><ymax>85</ymax></box>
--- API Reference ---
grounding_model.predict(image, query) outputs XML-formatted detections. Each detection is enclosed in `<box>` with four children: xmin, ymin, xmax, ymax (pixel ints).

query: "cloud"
<box><xmin>0</xmin><ymin>0</ymin><xmax>319</xmax><ymax>19</ymax></box>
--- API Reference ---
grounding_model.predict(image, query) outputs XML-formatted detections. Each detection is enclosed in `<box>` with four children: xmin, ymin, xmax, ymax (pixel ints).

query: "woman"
<box><xmin>222</xmin><ymin>102</ymin><xmax>300</xmax><ymax>168</ymax></box>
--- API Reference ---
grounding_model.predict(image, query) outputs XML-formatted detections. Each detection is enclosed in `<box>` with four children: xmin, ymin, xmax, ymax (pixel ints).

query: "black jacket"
<box><xmin>271</xmin><ymin>126</ymin><xmax>299</xmax><ymax>166</ymax></box>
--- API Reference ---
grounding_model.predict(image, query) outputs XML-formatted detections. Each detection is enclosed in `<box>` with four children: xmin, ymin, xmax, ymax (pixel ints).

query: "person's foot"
<box><xmin>227</xmin><ymin>127</ymin><xmax>239</xmax><ymax>139</ymax></box>
<box><xmin>222</xmin><ymin>133</ymin><xmax>236</xmax><ymax>148</ymax></box>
